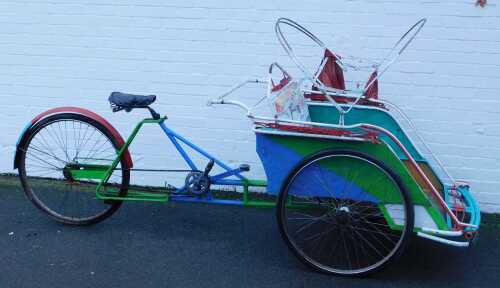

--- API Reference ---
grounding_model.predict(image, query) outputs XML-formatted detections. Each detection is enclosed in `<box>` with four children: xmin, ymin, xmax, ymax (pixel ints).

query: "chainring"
<box><xmin>184</xmin><ymin>171</ymin><xmax>210</xmax><ymax>195</ymax></box>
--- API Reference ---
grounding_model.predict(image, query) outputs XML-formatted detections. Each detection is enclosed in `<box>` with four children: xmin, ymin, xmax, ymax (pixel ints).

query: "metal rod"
<box><xmin>417</xmin><ymin>232</ymin><xmax>469</xmax><ymax>247</ymax></box>
<box><xmin>127</xmin><ymin>168</ymin><xmax>196</xmax><ymax>172</ymax></box>
<box><xmin>360</xmin><ymin>123</ymin><xmax>477</xmax><ymax>229</ymax></box>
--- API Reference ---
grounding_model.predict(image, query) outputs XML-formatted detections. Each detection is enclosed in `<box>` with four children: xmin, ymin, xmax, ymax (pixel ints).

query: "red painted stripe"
<box><xmin>31</xmin><ymin>107</ymin><xmax>133</xmax><ymax>168</ymax></box>
<box><xmin>263</xmin><ymin>123</ymin><xmax>349</xmax><ymax>136</ymax></box>
<box><xmin>256</xmin><ymin>122</ymin><xmax>379</xmax><ymax>143</ymax></box>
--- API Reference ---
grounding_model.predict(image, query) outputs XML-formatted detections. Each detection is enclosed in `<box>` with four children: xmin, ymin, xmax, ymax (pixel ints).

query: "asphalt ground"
<box><xmin>0</xmin><ymin>175</ymin><xmax>499</xmax><ymax>288</ymax></box>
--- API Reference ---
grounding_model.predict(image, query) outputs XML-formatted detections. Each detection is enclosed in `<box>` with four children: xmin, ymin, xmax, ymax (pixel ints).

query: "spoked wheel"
<box><xmin>17</xmin><ymin>113</ymin><xmax>129</xmax><ymax>225</ymax></box>
<box><xmin>277</xmin><ymin>150</ymin><xmax>414</xmax><ymax>276</ymax></box>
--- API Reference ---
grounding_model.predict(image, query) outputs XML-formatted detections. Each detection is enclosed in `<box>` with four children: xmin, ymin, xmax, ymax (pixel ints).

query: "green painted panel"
<box><xmin>319</xmin><ymin>156</ymin><xmax>403</xmax><ymax>204</ymax></box>
<box><xmin>271</xmin><ymin>135</ymin><xmax>426</xmax><ymax>203</ymax></box>
<box><xmin>308</xmin><ymin>104</ymin><xmax>424</xmax><ymax>162</ymax></box>
<box><xmin>269</xmin><ymin>134</ymin><xmax>447</xmax><ymax>230</ymax></box>
<box><xmin>272</xmin><ymin>134</ymin><xmax>447</xmax><ymax>229</ymax></box>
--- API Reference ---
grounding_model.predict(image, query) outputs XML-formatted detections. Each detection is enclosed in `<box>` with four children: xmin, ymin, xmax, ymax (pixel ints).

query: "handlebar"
<box><xmin>207</xmin><ymin>78</ymin><xmax>268</xmax><ymax>117</ymax></box>
<box><xmin>207</xmin><ymin>99</ymin><xmax>252</xmax><ymax>115</ymax></box>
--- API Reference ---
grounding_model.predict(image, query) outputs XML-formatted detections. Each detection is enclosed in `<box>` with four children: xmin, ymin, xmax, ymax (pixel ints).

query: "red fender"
<box><xmin>14</xmin><ymin>107</ymin><xmax>133</xmax><ymax>169</ymax></box>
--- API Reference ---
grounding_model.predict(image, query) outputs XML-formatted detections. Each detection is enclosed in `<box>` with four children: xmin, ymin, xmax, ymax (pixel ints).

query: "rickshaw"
<box><xmin>14</xmin><ymin>18</ymin><xmax>480</xmax><ymax>276</ymax></box>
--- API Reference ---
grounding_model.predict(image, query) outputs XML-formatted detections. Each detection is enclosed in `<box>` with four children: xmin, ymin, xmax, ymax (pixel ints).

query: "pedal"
<box><xmin>239</xmin><ymin>164</ymin><xmax>250</xmax><ymax>172</ymax></box>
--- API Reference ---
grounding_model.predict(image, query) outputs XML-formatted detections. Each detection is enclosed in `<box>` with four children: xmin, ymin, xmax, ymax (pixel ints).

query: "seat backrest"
<box><xmin>305</xmin><ymin>49</ymin><xmax>380</xmax><ymax>104</ymax></box>
<box><xmin>315</xmin><ymin>49</ymin><xmax>346</xmax><ymax>90</ymax></box>
<box><xmin>364</xmin><ymin>70</ymin><xmax>378</xmax><ymax>100</ymax></box>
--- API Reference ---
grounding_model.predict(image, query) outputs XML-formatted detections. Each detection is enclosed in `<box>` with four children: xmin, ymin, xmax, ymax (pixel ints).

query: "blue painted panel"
<box><xmin>256</xmin><ymin>132</ymin><xmax>379</xmax><ymax>203</ymax></box>
<box><xmin>288</xmin><ymin>163</ymin><xmax>379</xmax><ymax>203</ymax></box>
<box><xmin>256</xmin><ymin>133</ymin><xmax>302</xmax><ymax>194</ymax></box>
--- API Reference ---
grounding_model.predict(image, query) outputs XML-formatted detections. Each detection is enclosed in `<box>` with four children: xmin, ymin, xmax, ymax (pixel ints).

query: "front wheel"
<box><xmin>18</xmin><ymin>113</ymin><xmax>130</xmax><ymax>225</ymax></box>
<box><xmin>277</xmin><ymin>150</ymin><xmax>414</xmax><ymax>276</ymax></box>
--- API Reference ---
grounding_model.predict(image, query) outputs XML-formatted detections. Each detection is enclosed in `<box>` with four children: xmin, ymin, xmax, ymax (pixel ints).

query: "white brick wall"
<box><xmin>1</xmin><ymin>0</ymin><xmax>499</xmax><ymax>212</ymax></box>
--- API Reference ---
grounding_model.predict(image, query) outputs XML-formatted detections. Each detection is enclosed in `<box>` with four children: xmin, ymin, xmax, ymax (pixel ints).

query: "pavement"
<box><xmin>0</xmin><ymin>174</ymin><xmax>499</xmax><ymax>288</ymax></box>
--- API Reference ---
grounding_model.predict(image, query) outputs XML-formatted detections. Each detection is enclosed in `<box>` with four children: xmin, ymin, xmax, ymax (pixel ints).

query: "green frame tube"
<box><xmin>96</xmin><ymin>117</ymin><xmax>167</xmax><ymax>201</ymax></box>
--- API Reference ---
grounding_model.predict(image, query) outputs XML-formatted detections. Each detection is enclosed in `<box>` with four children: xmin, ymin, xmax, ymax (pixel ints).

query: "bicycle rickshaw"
<box><xmin>14</xmin><ymin>18</ymin><xmax>480</xmax><ymax>276</ymax></box>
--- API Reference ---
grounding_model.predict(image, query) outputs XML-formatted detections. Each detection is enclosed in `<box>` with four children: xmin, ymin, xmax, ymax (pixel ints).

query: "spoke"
<box><xmin>358</xmin><ymin>219</ymin><xmax>391</xmax><ymax>228</ymax></box>
<box><xmin>25</xmin><ymin>150</ymin><xmax>62</xmax><ymax>170</ymax></box>
<box><xmin>341</xmin><ymin>230</ymin><xmax>352</xmax><ymax>270</ymax></box>
<box><xmin>28</xmin><ymin>144</ymin><xmax>68</xmax><ymax>165</ymax></box>
<box><xmin>87</xmin><ymin>146</ymin><xmax>114</xmax><ymax>164</ymax></box>
<box><xmin>353</xmin><ymin>225</ymin><xmax>371</xmax><ymax>267</ymax></box>
<box><xmin>351</xmin><ymin>206</ymin><xmax>385</xmax><ymax>216</ymax></box>
<box><xmin>290</xmin><ymin>210</ymin><xmax>326</xmax><ymax>220</ymax></box>
<box><xmin>57</xmin><ymin>121</ymin><xmax>71</xmax><ymax>161</ymax></box>
<box><xmin>33</xmin><ymin>134</ymin><xmax>61</xmax><ymax>163</ymax></box>
<box><xmin>307</xmin><ymin>223</ymin><xmax>332</xmax><ymax>260</ymax></box>
<box><xmin>77</xmin><ymin>124</ymin><xmax>97</xmax><ymax>160</ymax></box>
<box><xmin>351</xmin><ymin>220</ymin><xmax>393</xmax><ymax>254</ymax></box>
<box><xmin>64</xmin><ymin>120</ymin><xmax>70</xmax><ymax>160</ymax></box>
<box><xmin>340</xmin><ymin>168</ymin><xmax>360</xmax><ymax>208</ymax></box>
<box><xmin>292</xmin><ymin>213</ymin><xmax>330</xmax><ymax>235</ymax></box>
<box><xmin>42</xmin><ymin>125</ymin><xmax>64</xmax><ymax>156</ymax></box>
<box><xmin>82</xmin><ymin>135</ymin><xmax>105</xmax><ymax>161</ymax></box>
<box><xmin>349</xmin><ymin>224</ymin><xmax>361</xmax><ymax>269</ymax></box>
<box><xmin>25</xmin><ymin>154</ymin><xmax>60</xmax><ymax>170</ymax></box>
<box><xmin>351</xmin><ymin>229</ymin><xmax>385</xmax><ymax>259</ymax></box>
<box><xmin>84</xmin><ymin>137</ymin><xmax>111</xmax><ymax>162</ymax></box>
<box><xmin>352</xmin><ymin>213</ymin><xmax>399</xmax><ymax>245</ymax></box>
<box><xmin>300</xmin><ymin>224</ymin><xmax>338</xmax><ymax>243</ymax></box>
<box><xmin>348</xmin><ymin>225</ymin><xmax>400</xmax><ymax>239</ymax></box>
<box><xmin>317</xmin><ymin>166</ymin><xmax>343</xmax><ymax>207</ymax></box>
<box><xmin>76</xmin><ymin>122</ymin><xmax>90</xmax><ymax>159</ymax></box>
<box><xmin>327</xmin><ymin>231</ymin><xmax>343</xmax><ymax>266</ymax></box>
<box><xmin>46</xmin><ymin>122</ymin><xmax>70</xmax><ymax>162</ymax></box>
<box><xmin>26</xmin><ymin>163</ymin><xmax>62</xmax><ymax>171</ymax></box>
<box><xmin>312</xmin><ymin>169</ymin><xmax>340</xmax><ymax>208</ymax></box>
<box><xmin>72</xmin><ymin>120</ymin><xmax>78</xmax><ymax>158</ymax></box>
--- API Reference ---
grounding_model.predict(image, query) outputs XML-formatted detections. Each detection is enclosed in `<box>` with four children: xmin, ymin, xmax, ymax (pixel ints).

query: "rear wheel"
<box><xmin>18</xmin><ymin>113</ymin><xmax>129</xmax><ymax>225</ymax></box>
<box><xmin>277</xmin><ymin>150</ymin><xmax>413</xmax><ymax>276</ymax></box>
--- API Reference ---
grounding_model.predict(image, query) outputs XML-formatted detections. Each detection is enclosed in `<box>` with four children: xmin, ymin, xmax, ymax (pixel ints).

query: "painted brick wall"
<box><xmin>1</xmin><ymin>1</ymin><xmax>499</xmax><ymax>212</ymax></box>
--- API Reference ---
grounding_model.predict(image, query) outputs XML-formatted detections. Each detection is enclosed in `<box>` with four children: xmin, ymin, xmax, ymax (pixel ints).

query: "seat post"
<box><xmin>147</xmin><ymin>107</ymin><xmax>161</xmax><ymax>119</ymax></box>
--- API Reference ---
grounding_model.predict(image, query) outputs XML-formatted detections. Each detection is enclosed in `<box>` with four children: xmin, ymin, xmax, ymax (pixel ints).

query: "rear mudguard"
<box><xmin>13</xmin><ymin>107</ymin><xmax>133</xmax><ymax>170</ymax></box>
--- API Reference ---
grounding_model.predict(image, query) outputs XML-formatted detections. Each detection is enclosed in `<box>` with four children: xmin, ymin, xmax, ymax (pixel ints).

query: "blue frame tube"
<box><xmin>169</xmin><ymin>195</ymin><xmax>245</xmax><ymax>206</ymax></box>
<box><xmin>158</xmin><ymin>122</ymin><xmax>246</xmax><ymax>181</ymax></box>
<box><xmin>211</xmin><ymin>179</ymin><xmax>246</xmax><ymax>186</ymax></box>
<box><xmin>210</xmin><ymin>168</ymin><xmax>246</xmax><ymax>182</ymax></box>
<box><xmin>165</xmin><ymin>133</ymin><xmax>198</xmax><ymax>170</ymax></box>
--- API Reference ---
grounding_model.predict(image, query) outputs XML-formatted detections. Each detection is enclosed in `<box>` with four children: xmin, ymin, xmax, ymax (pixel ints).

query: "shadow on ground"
<box><xmin>0</xmin><ymin>175</ymin><xmax>498</xmax><ymax>288</ymax></box>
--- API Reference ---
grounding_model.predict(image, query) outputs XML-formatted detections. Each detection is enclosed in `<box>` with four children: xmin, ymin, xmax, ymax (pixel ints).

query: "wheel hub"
<box><xmin>339</xmin><ymin>206</ymin><xmax>350</xmax><ymax>213</ymax></box>
<box><xmin>62</xmin><ymin>164</ymin><xmax>75</xmax><ymax>181</ymax></box>
<box><xmin>328</xmin><ymin>206</ymin><xmax>352</xmax><ymax>226</ymax></box>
